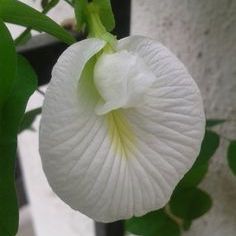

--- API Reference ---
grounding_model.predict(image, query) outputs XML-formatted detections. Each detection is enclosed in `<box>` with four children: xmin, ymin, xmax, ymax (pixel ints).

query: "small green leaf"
<box><xmin>19</xmin><ymin>107</ymin><xmax>42</xmax><ymax>133</ymax></box>
<box><xmin>0</xmin><ymin>19</ymin><xmax>17</xmax><ymax>107</ymax></box>
<box><xmin>74</xmin><ymin>0</ymin><xmax>88</xmax><ymax>31</ymax></box>
<box><xmin>0</xmin><ymin>55</ymin><xmax>37</xmax><ymax>236</ymax></box>
<box><xmin>206</xmin><ymin>119</ymin><xmax>226</xmax><ymax>127</ymax></box>
<box><xmin>177</xmin><ymin>163</ymin><xmax>208</xmax><ymax>189</ymax></box>
<box><xmin>170</xmin><ymin>187</ymin><xmax>212</xmax><ymax>221</ymax></box>
<box><xmin>227</xmin><ymin>140</ymin><xmax>236</xmax><ymax>175</ymax></box>
<box><xmin>126</xmin><ymin>209</ymin><xmax>180</xmax><ymax>236</ymax></box>
<box><xmin>0</xmin><ymin>0</ymin><xmax>75</xmax><ymax>44</ymax></box>
<box><xmin>93</xmin><ymin>0</ymin><xmax>115</xmax><ymax>32</ymax></box>
<box><xmin>194</xmin><ymin>130</ymin><xmax>220</xmax><ymax>166</ymax></box>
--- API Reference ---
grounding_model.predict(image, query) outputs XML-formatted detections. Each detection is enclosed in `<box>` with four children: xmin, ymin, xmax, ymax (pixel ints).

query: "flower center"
<box><xmin>93</xmin><ymin>50</ymin><xmax>156</xmax><ymax>115</ymax></box>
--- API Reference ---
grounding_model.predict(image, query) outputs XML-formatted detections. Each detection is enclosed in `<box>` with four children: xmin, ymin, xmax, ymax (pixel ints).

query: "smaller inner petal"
<box><xmin>94</xmin><ymin>50</ymin><xmax>156</xmax><ymax>115</ymax></box>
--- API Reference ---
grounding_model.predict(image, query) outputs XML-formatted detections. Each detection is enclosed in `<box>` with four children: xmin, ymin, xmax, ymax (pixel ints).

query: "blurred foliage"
<box><xmin>0</xmin><ymin>18</ymin><xmax>18</xmax><ymax>236</ymax></box>
<box><xmin>0</xmin><ymin>19</ymin><xmax>17</xmax><ymax>107</ymax></box>
<box><xmin>74</xmin><ymin>0</ymin><xmax>87</xmax><ymax>31</ymax></box>
<box><xmin>126</xmin><ymin>209</ymin><xmax>180</xmax><ymax>236</ymax></box>
<box><xmin>206</xmin><ymin>119</ymin><xmax>226</xmax><ymax>127</ymax></box>
<box><xmin>0</xmin><ymin>1</ymin><xmax>76</xmax><ymax>234</ymax></box>
<box><xmin>93</xmin><ymin>0</ymin><xmax>115</xmax><ymax>32</ymax></box>
<box><xmin>193</xmin><ymin>130</ymin><xmax>220</xmax><ymax>167</ymax></box>
<box><xmin>0</xmin><ymin>54</ymin><xmax>37</xmax><ymax>235</ymax></box>
<box><xmin>170</xmin><ymin>187</ymin><xmax>212</xmax><ymax>221</ymax></box>
<box><xmin>227</xmin><ymin>141</ymin><xmax>236</xmax><ymax>175</ymax></box>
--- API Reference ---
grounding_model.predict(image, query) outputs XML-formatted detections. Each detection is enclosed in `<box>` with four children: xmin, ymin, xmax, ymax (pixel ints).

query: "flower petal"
<box><xmin>39</xmin><ymin>36</ymin><xmax>205</xmax><ymax>223</ymax></box>
<box><xmin>116</xmin><ymin>35</ymin><xmax>205</xmax><ymax>209</ymax></box>
<box><xmin>94</xmin><ymin>50</ymin><xmax>156</xmax><ymax>115</ymax></box>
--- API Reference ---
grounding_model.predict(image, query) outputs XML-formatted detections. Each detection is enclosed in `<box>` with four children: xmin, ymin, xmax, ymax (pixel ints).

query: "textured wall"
<box><xmin>131</xmin><ymin>1</ymin><xmax>236</xmax><ymax>235</ymax></box>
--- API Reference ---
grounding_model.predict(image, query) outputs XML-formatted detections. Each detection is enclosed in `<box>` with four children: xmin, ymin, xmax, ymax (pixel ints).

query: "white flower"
<box><xmin>39</xmin><ymin>36</ymin><xmax>205</xmax><ymax>222</ymax></box>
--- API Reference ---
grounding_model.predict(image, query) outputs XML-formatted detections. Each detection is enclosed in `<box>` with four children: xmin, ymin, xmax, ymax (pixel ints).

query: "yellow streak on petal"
<box><xmin>106</xmin><ymin>110</ymin><xmax>136</xmax><ymax>159</ymax></box>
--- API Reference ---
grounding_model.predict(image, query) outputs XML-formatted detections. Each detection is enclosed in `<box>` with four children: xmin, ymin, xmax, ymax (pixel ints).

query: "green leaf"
<box><xmin>19</xmin><ymin>107</ymin><xmax>42</xmax><ymax>133</ymax></box>
<box><xmin>0</xmin><ymin>22</ymin><xmax>18</xmax><ymax>234</ymax></box>
<box><xmin>0</xmin><ymin>0</ymin><xmax>75</xmax><ymax>44</ymax></box>
<box><xmin>0</xmin><ymin>19</ymin><xmax>17</xmax><ymax>108</ymax></box>
<box><xmin>206</xmin><ymin>119</ymin><xmax>226</xmax><ymax>127</ymax></box>
<box><xmin>0</xmin><ymin>55</ymin><xmax>37</xmax><ymax>236</ymax></box>
<box><xmin>170</xmin><ymin>187</ymin><xmax>212</xmax><ymax>221</ymax></box>
<box><xmin>93</xmin><ymin>0</ymin><xmax>115</xmax><ymax>32</ymax></box>
<box><xmin>227</xmin><ymin>140</ymin><xmax>236</xmax><ymax>175</ymax></box>
<box><xmin>74</xmin><ymin>0</ymin><xmax>88</xmax><ymax>31</ymax></box>
<box><xmin>0</xmin><ymin>144</ymin><xmax>18</xmax><ymax>236</ymax></box>
<box><xmin>194</xmin><ymin>130</ymin><xmax>220</xmax><ymax>166</ymax></box>
<box><xmin>125</xmin><ymin>209</ymin><xmax>180</xmax><ymax>236</ymax></box>
<box><xmin>177</xmin><ymin>163</ymin><xmax>208</xmax><ymax>189</ymax></box>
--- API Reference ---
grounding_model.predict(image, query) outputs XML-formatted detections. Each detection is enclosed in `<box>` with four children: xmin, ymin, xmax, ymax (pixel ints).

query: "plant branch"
<box><xmin>64</xmin><ymin>0</ymin><xmax>73</xmax><ymax>6</ymax></box>
<box><xmin>164</xmin><ymin>205</ymin><xmax>183</xmax><ymax>227</ymax></box>
<box><xmin>37</xmin><ymin>88</ymin><xmax>45</xmax><ymax>96</ymax></box>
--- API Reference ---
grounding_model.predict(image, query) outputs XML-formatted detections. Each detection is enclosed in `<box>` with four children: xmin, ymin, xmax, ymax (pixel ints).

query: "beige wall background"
<box><xmin>131</xmin><ymin>1</ymin><xmax>236</xmax><ymax>235</ymax></box>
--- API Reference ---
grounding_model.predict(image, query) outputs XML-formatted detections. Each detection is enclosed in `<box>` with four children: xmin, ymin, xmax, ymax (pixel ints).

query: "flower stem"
<box><xmin>164</xmin><ymin>204</ymin><xmax>183</xmax><ymax>226</ymax></box>
<box><xmin>86</xmin><ymin>2</ymin><xmax>117</xmax><ymax>51</ymax></box>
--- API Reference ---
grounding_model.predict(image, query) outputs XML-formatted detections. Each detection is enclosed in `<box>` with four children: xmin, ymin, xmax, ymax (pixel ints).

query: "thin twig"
<box><xmin>64</xmin><ymin>0</ymin><xmax>73</xmax><ymax>6</ymax></box>
<box><xmin>218</xmin><ymin>134</ymin><xmax>232</xmax><ymax>142</ymax></box>
<box><xmin>164</xmin><ymin>205</ymin><xmax>183</xmax><ymax>226</ymax></box>
<box><xmin>37</xmin><ymin>88</ymin><xmax>45</xmax><ymax>96</ymax></box>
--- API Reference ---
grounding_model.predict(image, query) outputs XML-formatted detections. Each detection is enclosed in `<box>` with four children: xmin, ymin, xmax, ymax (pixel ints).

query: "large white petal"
<box><xmin>115</xmin><ymin>35</ymin><xmax>205</xmax><ymax>212</ymax></box>
<box><xmin>39</xmin><ymin>36</ymin><xmax>205</xmax><ymax>223</ymax></box>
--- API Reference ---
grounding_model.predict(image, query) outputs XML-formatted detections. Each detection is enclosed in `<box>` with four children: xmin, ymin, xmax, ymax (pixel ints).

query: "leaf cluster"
<box><xmin>0</xmin><ymin>1</ymin><xmax>76</xmax><ymax>235</ymax></box>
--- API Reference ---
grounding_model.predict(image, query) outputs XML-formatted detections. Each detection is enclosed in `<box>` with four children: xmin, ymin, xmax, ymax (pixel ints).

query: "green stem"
<box><xmin>164</xmin><ymin>205</ymin><xmax>183</xmax><ymax>227</ymax></box>
<box><xmin>86</xmin><ymin>2</ymin><xmax>117</xmax><ymax>51</ymax></box>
